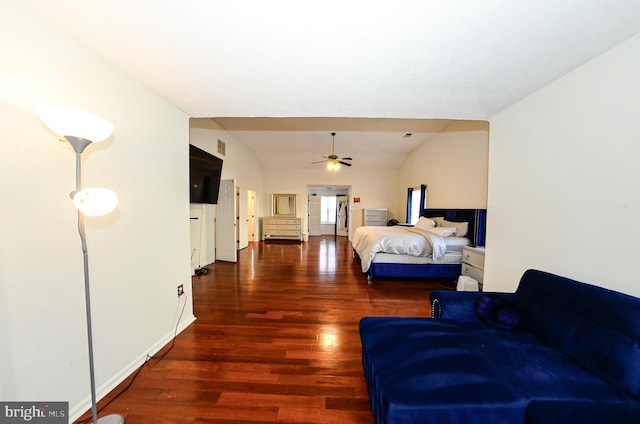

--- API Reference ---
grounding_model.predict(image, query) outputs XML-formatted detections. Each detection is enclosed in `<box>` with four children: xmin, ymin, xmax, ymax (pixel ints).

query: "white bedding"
<box><xmin>352</xmin><ymin>226</ymin><xmax>470</xmax><ymax>272</ymax></box>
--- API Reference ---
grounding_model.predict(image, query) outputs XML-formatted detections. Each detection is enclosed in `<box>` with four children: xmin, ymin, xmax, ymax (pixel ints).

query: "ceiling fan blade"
<box><xmin>310</xmin><ymin>160</ymin><xmax>328</xmax><ymax>164</ymax></box>
<box><xmin>314</xmin><ymin>134</ymin><xmax>354</xmax><ymax>168</ymax></box>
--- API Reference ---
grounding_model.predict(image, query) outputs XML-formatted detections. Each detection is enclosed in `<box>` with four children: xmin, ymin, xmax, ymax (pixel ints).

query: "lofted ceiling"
<box><xmin>26</xmin><ymin>0</ymin><xmax>640</xmax><ymax>169</ymax></box>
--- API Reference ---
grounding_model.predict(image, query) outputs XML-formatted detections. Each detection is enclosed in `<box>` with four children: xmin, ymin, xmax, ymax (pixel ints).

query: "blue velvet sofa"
<box><xmin>359</xmin><ymin>269</ymin><xmax>640</xmax><ymax>423</ymax></box>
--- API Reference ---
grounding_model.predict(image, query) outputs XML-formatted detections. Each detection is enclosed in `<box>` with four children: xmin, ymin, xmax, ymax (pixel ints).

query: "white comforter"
<box><xmin>352</xmin><ymin>226</ymin><xmax>448</xmax><ymax>272</ymax></box>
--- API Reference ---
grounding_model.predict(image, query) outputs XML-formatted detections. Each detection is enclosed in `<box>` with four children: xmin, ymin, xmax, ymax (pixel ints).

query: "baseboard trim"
<box><xmin>69</xmin><ymin>314</ymin><xmax>197</xmax><ymax>421</ymax></box>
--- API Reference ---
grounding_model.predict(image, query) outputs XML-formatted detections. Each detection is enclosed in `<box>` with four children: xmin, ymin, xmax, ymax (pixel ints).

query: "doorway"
<box><xmin>235</xmin><ymin>186</ymin><xmax>258</xmax><ymax>250</ymax></box>
<box><xmin>247</xmin><ymin>189</ymin><xmax>258</xmax><ymax>242</ymax></box>
<box><xmin>307</xmin><ymin>185</ymin><xmax>351</xmax><ymax>238</ymax></box>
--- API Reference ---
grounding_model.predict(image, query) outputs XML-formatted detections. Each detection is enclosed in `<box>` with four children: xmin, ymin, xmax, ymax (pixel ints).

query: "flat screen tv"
<box><xmin>189</xmin><ymin>144</ymin><xmax>223</xmax><ymax>204</ymax></box>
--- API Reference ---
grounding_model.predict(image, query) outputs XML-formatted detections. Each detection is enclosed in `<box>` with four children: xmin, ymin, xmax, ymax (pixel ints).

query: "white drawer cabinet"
<box><xmin>461</xmin><ymin>246</ymin><xmax>485</xmax><ymax>287</ymax></box>
<box><xmin>263</xmin><ymin>217</ymin><xmax>302</xmax><ymax>241</ymax></box>
<box><xmin>363</xmin><ymin>208</ymin><xmax>387</xmax><ymax>226</ymax></box>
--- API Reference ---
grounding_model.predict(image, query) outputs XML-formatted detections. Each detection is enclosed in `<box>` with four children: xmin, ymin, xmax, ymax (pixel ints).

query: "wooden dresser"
<box><xmin>262</xmin><ymin>217</ymin><xmax>303</xmax><ymax>241</ymax></box>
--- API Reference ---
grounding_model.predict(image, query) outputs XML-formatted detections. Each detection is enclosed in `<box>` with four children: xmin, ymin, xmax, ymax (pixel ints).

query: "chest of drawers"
<box><xmin>263</xmin><ymin>217</ymin><xmax>303</xmax><ymax>241</ymax></box>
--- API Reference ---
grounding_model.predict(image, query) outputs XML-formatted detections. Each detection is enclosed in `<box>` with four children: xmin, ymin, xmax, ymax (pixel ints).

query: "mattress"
<box><xmin>439</xmin><ymin>236</ymin><xmax>470</xmax><ymax>252</ymax></box>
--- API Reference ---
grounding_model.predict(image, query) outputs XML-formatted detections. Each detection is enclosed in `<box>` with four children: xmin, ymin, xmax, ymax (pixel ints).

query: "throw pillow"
<box><xmin>474</xmin><ymin>295</ymin><xmax>520</xmax><ymax>330</ymax></box>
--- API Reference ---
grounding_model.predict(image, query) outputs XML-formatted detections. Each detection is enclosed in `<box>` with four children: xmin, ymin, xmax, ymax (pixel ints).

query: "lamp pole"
<box><xmin>68</xmin><ymin>137</ymin><xmax>98</xmax><ymax>423</ymax></box>
<box><xmin>68</xmin><ymin>136</ymin><xmax>124</xmax><ymax>424</ymax></box>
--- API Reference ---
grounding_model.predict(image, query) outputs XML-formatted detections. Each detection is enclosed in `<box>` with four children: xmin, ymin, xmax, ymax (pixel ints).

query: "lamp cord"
<box><xmin>76</xmin><ymin>294</ymin><xmax>188</xmax><ymax>424</ymax></box>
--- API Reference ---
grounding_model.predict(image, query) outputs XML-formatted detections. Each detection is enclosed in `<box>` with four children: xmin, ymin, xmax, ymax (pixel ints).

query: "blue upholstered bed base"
<box><xmin>353</xmin><ymin>250</ymin><xmax>462</xmax><ymax>280</ymax></box>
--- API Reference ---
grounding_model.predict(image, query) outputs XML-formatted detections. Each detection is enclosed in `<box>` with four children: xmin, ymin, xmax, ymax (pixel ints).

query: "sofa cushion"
<box><xmin>360</xmin><ymin>316</ymin><xmax>635</xmax><ymax>424</ymax></box>
<box><xmin>513</xmin><ymin>270</ymin><xmax>640</xmax><ymax>397</ymax></box>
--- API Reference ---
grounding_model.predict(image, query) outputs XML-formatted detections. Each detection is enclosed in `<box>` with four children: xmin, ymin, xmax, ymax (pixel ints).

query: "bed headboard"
<box><xmin>423</xmin><ymin>208</ymin><xmax>487</xmax><ymax>247</ymax></box>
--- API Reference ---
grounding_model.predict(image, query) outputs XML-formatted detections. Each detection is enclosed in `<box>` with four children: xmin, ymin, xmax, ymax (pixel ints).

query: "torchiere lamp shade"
<box><xmin>36</xmin><ymin>102</ymin><xmax>114</xmax><ymax>143</ymax></box>
<box><xmin>73</xmin><ymin>188</ymin><xmax>118</xmax><ymax>217</ymax></box>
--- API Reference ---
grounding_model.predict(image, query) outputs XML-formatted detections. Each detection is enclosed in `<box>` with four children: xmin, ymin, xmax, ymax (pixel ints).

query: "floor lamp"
<box><xmin>37</xmin><ymin>103</ymin><xmax>125</xmax><ymax>424</ymax></box>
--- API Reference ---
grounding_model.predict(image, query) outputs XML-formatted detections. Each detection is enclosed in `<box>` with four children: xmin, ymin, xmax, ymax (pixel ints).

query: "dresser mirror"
<box><xmin>272</xmin><ymin>193</ymin><xmax>296</xmax><ymax>216</ymax></box>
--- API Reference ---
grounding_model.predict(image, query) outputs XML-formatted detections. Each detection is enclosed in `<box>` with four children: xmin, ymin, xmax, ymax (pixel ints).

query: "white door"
<box><xmin>237</xmin><ymin>186</ymin><xmax>249</xmax><ymax>250</ymax></box>
<box><xmin>216</xmin><ymin>179</ymin><xmax>237</xmax><ymax>262</ymax></box>
<box><xmin>308</xmin><ymin>195</ymin><xmax>321</xmax><ymax>236</ymax></box>
<box><xmin>337</xmin><ymin>195</ymin><xmax>349</xmax><ymax>237</ymax></box>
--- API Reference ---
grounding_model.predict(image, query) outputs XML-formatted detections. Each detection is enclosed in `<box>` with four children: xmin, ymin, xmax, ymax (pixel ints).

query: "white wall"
<box><xmin>0</xmin><ymin>1</ymin><xmax>193</xmax><ymax>419</ymax></box>
<box><xmin>485</xmin><ymin>33</ymin><xmax>640</xmax><ymax>296</ymax></box>
<box><xmin>190</xmin><ymin>118</ymin><xmax>265</xmax><ymax>191</ymax></box>
<box><xmin>397</xmin><ymin>120</ymin><xmax>489</xmax><ymax>217</ymax></box>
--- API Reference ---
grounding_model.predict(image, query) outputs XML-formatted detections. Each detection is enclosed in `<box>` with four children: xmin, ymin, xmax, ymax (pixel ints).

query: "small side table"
<box><xmin>461</xmin><ymin>246</ymin><xmax>485</xmax><ymax>290</ymax></box>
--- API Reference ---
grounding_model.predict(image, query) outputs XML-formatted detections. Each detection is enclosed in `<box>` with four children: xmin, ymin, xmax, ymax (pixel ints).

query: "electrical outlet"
<box><xmin>177</xmin><ymin>284</ymin><xmax>184</xmax><ymax>297</ymax></box>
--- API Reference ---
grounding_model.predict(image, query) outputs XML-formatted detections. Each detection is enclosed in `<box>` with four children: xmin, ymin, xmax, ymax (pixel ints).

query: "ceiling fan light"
<box><xmin>315</xmin><ymin>132</ymin><xmax>349</xmax><ymax>172</ymax></box>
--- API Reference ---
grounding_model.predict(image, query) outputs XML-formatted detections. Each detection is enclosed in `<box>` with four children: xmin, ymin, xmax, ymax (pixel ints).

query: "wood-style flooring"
<box><xmin>83</xmin><ymin>235</ymin><xmax>455</xmax><ymax>423</ymax></box>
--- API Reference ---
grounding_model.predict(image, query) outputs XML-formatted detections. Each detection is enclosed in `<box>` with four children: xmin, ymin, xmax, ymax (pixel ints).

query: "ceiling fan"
<box><xmin>311</xmin><ymin>132</ymin><xmax>352</xmax><ymax>170</ymax></box>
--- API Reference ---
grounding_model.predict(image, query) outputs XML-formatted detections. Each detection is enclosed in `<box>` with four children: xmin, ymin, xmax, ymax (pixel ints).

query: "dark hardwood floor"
<box><xmin>84</xmin><ymin>236</ymin><xmax>455</xmax><ymax>423</ymax></box>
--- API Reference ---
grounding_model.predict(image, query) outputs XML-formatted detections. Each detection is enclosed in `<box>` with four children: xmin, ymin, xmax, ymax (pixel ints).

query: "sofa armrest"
<box><xmin>430</xmin><ymin>290</ymin><xmax>479</xmax><ymax>320</ymax></box>
<box><xmin>430</xmin><ymin>290</ymin><xmax>517</xmax><ymax>320</ymax></box>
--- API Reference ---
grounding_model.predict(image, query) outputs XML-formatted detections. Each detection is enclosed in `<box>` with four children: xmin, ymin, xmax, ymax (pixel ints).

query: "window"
<box><xmin>406</xmin><ymin>184</ymin><xmax>427</xmax><ymax>224</ymax></box>
<box><xmin>321</xmin><ymin>196</ymin><xmax>337</xmax><ymax>224</ymax></box>
<box><xmin>409</xmin><ymin>189</ymin><xmax>421</xmax><ymax>224</ymax></box>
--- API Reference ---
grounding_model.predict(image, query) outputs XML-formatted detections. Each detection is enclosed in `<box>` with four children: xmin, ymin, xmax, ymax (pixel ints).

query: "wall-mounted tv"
<box><xmin>189</xmin><ymin>144</ymin><xmax>223</xmax><ymax>204</ymax></box>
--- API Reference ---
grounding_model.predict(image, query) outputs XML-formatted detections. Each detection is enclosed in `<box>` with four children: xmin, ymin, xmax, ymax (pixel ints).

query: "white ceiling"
<box><xmin>27</xmin><ymin>0</ymin><xmax>640</xmax><ymax>169</ymax></box>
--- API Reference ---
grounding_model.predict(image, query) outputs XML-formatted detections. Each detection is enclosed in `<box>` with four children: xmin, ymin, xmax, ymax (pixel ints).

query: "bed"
<box><xmin>352</xmin><ymin>209</ymin><xmax>486</xmax><ymax>283</ymax></box>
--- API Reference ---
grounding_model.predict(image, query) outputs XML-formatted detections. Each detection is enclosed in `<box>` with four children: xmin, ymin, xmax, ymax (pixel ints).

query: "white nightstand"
<box><xmin>363</xmin><ymin>208</ymin><xmax>387</xmax><ymax>226</ymax></box>
<box><xmin>461</xmin><ymin>246</ymin><xmax>485</xmax><ymax>289</ymax></box>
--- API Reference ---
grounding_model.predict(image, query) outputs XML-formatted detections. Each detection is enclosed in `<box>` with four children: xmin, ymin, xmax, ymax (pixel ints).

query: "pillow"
<box><xmin>474</xmin><ymin>295</ymin><xmax>520</xmax><ymax>330</ymax></box>
<box><xmin>427</xmin><ymin>227</ymin><xmax>457</xmax><ymax>237</ymax></box>
<box><xmin>415</xmin><ymin>217</ymin><xmax>436</xmax><ymax>229</ymax></box>
<box><xmin>442</xmin><ymin>219</ymin><xmax>468</xmax><ymax>237</ymax></box>
<box><xmin>431</xmin><ymin>217</ymin><xmax>446</xmax><ymax>227</ymax></box>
